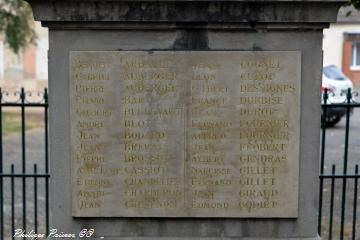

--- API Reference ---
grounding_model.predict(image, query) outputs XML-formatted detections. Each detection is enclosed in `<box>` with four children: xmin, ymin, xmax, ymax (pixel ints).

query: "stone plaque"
<box><xmin>70</xmin><ymin>51</ymin><xmax>301</xmax><ymax>218</ymax></box>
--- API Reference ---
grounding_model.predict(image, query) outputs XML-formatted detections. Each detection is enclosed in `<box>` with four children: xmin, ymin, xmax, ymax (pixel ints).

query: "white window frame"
<box><xmin>0</xmin><ymin>41</ymin><xmax>3</xmax><ymax>80</ymax></box>
<box><xmin>351</xmin><ymin>42</ymin><xmax>360</xmax><ymax>70</ymax></box>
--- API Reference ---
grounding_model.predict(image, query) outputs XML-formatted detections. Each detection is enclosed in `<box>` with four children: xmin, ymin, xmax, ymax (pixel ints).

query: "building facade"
<box><xmin>323</xmin><ymin>6</ymin><xmax>360</xmax><ymax>86</ymax></box>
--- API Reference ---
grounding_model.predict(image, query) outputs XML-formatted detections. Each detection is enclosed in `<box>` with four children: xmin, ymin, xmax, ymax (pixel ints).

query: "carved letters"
<box><xmin>70</xmin><ymin>51</ymin><xmax>301</xmax><ymax>217</ymax></box>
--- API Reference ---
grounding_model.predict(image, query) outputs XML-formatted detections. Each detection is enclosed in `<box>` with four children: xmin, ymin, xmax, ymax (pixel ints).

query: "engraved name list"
<box><xmin>70</xmin><ymin>51</ymin><xmax>301</xmax><ymax>218</ymax></box>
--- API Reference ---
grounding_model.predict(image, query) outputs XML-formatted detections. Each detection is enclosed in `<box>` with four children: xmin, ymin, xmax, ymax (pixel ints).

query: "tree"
<box><xmin>350</xmin><ymin>0</ymin><xmax>360</xmax><ymax>10</ymax></box>
<box><xmin>0</xmin><ymin>0</ymin><xmax>35</xmax><ymax>54</ymax></box>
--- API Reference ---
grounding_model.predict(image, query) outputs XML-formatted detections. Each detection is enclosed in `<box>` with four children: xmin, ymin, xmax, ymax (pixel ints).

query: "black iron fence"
<box><xmin>0</xmin><ymin>88</ymin><xmax>49</xmax><ymax>239</ymax></box>
<box><xmin>0</xmin><ymin>88</ymin><xmax>358</xmax><ymax>239</ymax></box>
<box><xmin>318</xmin><ymin>88</ymin><xmax>360</xmax><ymax>239</ymax></box>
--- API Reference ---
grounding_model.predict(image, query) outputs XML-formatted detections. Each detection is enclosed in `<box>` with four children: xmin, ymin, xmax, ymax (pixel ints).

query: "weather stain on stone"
<box><xmin>252</xmin><ymin>44</ymin><xmax>263</xmax><ymax>51</ymax></box>
<box><xmin>172</xmin><ymin>30</ymin><xmax>210</xmax><ymax>50</ymax></box>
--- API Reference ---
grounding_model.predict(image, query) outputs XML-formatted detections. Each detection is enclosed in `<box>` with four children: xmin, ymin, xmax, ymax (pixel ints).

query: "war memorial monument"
<box><xmin>26</xmin><ymin>0</ymin><xmax>345</xmax><ymax>239</ymax></box>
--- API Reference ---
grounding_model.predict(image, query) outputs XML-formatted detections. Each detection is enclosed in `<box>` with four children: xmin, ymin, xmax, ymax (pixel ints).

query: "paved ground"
<box><xmin>323</xmin><ymin>109</ymin><xmax>360</xmax><ymax>173</ymax></box>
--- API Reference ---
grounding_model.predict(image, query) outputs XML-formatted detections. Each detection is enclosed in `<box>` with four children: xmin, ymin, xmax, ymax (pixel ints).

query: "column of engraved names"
<box><xmin>237</xmin><ymin>57</ymin><xmax>296</xmax><ymax>213</ymax></box>
<box><xmin>72</xmin><ymin>59</ymin><xmax>113</xmax><ymax>212</ymax></box>
<box><xmin>120</xmin><ymin>55</ymin><xmax>185</xmax><ymax>212</ymax></box>
<box><xmin>190</xmin><ymin>61</ymin><xmax>234</xmax><ymax>211</ymax></box>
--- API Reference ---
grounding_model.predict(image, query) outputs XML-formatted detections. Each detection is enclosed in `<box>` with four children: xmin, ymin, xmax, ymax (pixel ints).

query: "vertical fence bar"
<box><xmin>44</xmin><ymin>88</ymin><xmax>49</xmax><ymax>236</ymax></box>
<box><xmin>318</xmin><ymin>89</ymin><xmax>328</xmax><ymax>235</ymax></box>
<box><xmin>20</xmin><ymin>88</ymin><xmax>26</xmax><ymax>240</ymax></box>
<box><xmin>11</xmin><ymin>164</ymin><xmax>15</xmax><ymax>238</ymax></box>
<box><xmin>0</xmin><ymin>88</ymin><xmax>49</xmax><ymax>238</ymax></box>
<box><xmin>34</xmin><ymin>164</ymin><xmax>38</xmax><ymax>234</ymax></box>
<box><xmin>339</xmin><ymin>88</ymin><xmax>352</xmax><ymax>240</ymax></box>
<box><xmin>329</xmin><ymin>165</ymin><xmax>336</xmax><ymax>240</ymax></box>
<box><xmin>352</xmin><ymin>165</ymin><xmax>359</xmax><ymax>240</ymax></box>
<box><xmin>0</xmin><ymin>88</ymin><xmax>3</xmax><ymax>239</ymax></box>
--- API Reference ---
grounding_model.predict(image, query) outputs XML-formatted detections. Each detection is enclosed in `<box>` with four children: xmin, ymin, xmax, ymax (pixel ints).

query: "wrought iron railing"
<box><xmin>318</xmin><ymin>88</ymin><xmax>360</xmax><ymax>240</ymax></box>
<box><xmin>0</xmin><ymin>88</ymin><xmax>49</xmax><ymax>239</ymax></box>
<box><xmin>0</xmin><ymin>87</ymin><xmax>358</xmax><ymax>239</ymax></box>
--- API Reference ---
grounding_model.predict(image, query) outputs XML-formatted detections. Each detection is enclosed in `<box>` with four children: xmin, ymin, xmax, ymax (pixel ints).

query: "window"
<box><xmin>351</xmin><ymin>42</ymin><xmax>360</xmax><ymax>69</ymax></box>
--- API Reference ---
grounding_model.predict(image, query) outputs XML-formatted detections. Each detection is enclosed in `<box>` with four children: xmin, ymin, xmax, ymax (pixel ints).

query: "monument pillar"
<box><xmin>27</xmin><ymin>0</ymin><xmax>344</xmax><ymax>239</ymax></box>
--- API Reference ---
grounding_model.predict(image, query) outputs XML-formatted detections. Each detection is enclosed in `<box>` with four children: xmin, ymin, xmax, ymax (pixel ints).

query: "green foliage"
<box><xmin>350</xmin><ymin>0</ymin><xmax>360</xmax><ymax>10</ymax></box>
<box><xmin>0</xmin><ymin>0</ymin><xmax>35</xmax><ymax>54</ymax></box>
<box><xmin>2</xmin><ymin>111</ymin><xmax>44</xmax><ymax>136</ymax></box>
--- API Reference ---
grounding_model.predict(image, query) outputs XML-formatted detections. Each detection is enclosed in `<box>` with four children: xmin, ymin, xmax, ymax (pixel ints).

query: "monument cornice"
<box><xmin>26</xmin><ymin>0</ymin><xmax>345</xmax><ymax>28</ymax></box>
